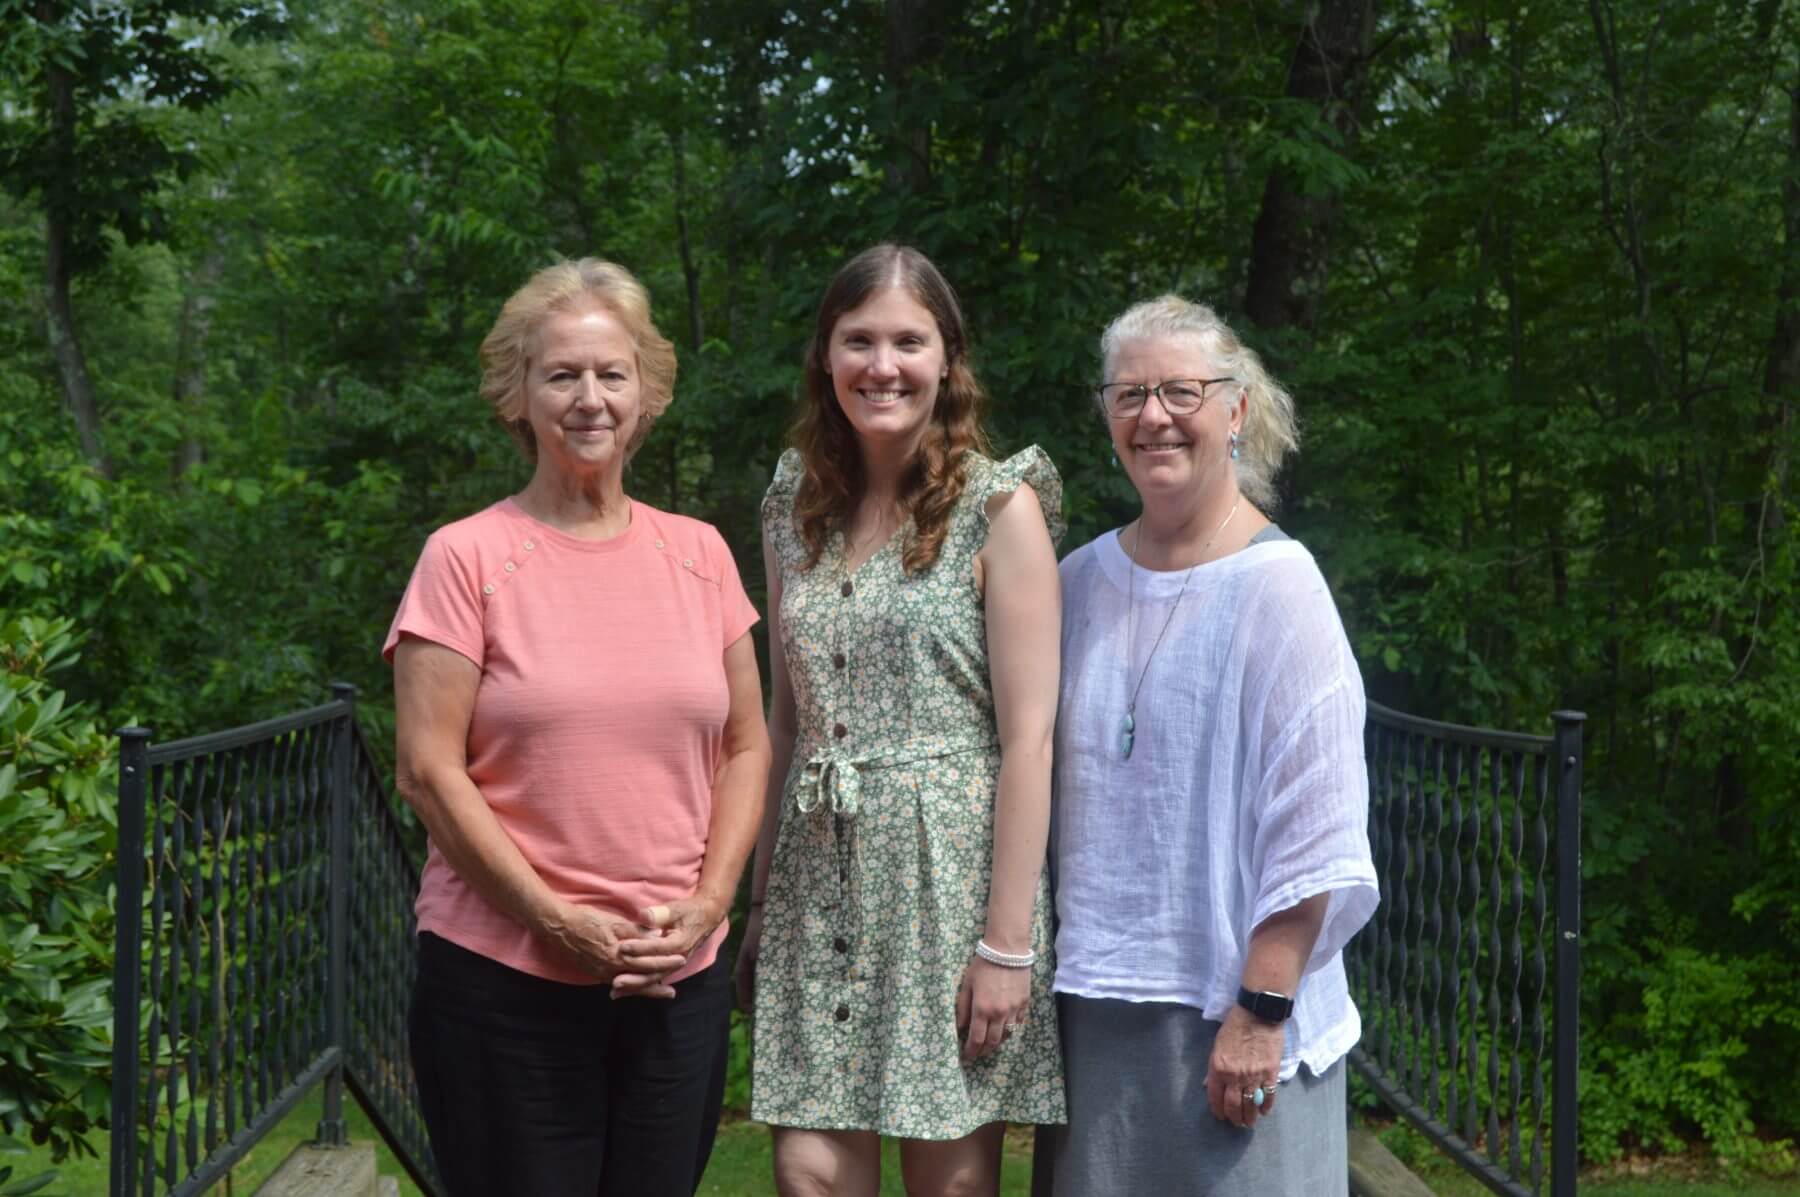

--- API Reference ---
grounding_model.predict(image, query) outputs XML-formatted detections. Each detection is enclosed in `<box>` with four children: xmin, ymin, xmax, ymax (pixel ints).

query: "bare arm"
<box><xmin>392</xmin><ymin>637</ymin><xmax>683</xmax><ymax>981</ymax></box>
<box><xmin>1241</xmin><ymin>894</ymin><xmax>1329</xmax><ymax>997</ymax></box>
<box><xmin>617</xmin><ymin>631</ymin><xmax>771</xmax><ymax>995</ymax></box>
<box><xmin>693</xmin><ymin>631</ymin><xmax>774</xmax><ymax>923</ymax></box>
<box><xmin>749</xmin><ymin>535</ymin><xmax>799</xmax><ymax>911</ymax></box>
<box><xmin>733</xmin><ymin>535</ymin><xmax>799</xmax><ymax>1009</ymax></box>
<box><xmin>958</xmin><ymin>482</ymin><xmax>1061</xmax><ymax>1059</ymax></box>
<box><xmin>1207</xmin><ymin>892</ymin><xmax>1330</xmax><ymax>1127</ymax></box>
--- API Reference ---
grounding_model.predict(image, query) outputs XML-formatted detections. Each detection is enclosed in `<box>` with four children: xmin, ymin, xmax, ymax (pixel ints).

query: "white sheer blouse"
<box><xmin>1051</xmin><ymin>531</ymin><xmax>1379</xmax><ymax>1080</ymax></box>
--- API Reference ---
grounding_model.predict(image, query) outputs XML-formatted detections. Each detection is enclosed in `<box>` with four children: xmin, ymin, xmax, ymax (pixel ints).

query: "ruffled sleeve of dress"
<box><xmin>974</xmin><ymin>445</ymin><xmax>1067</xmax><ymax>549</ymax></box>
<box><xmin>762</xmin><ymin>448</ymin><xmax>803</xmax><ymax>526</ymax></box>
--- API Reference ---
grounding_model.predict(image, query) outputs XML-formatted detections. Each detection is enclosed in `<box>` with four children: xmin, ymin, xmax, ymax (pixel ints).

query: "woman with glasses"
<box><xmin>735</xmin><ymin>243</ymin><xmax>1066</xmax><ymax>1194</ymax></box>
<box><xmin>1044</xmin><ymin>295</ymin><xmax>1377</xmax><ymax>1195</ymax></box>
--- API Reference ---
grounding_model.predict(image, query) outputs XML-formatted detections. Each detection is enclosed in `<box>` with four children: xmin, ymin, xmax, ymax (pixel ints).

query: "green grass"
<box><xmin>1</xmin><ymin>1088</ymin><xmax>425</xmax><ymax>1197</ymax></box>
<box><xmin>10</xmin><ymin>1107</ymin><xmax>1796</xmax><ymax>1195</ymax></box>
<box><xmin>1372</xmin><ymin>1119</ymin><xmax>1800</xmax><ymax>1197</ymax></box>
<box><xmin>698</xmin><ymin>1121</ymin><xmax>1039</xmax><ymax>1195</ymax></box>
<box><xmin>1</xmin><ymin>1113</ymin><xmax>1033</xmax><ymax>1195</ymax></box>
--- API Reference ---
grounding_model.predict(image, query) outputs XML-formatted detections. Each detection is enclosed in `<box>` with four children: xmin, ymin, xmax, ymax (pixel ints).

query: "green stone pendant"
<box><xmin>1120</xmin><ymin>710</ymin><xmax>1136</xmax><ymax>759</ymax></box>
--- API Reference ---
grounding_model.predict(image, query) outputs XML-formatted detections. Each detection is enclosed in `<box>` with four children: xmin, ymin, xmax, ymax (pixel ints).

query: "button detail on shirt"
<box><xmin>482</xmin><ymin>583</ymin><xmax>496</xmax><ymax>595</ymax></box>
<box><xmin>840</xmin><ymin>580</ymin><xmax>853</xmax><ymax>597</ymax></box>
<box><xmin>504</xmin><ymin>561</ymin><xmax>516</xmax><ymax>572</ymax></box>
<box><xmin>523</xmin><ymin>540</ymin><xmax>535</xmax><ymax>551</ymax></box>
<box><xmin>655</xmin><ymin>539</ymin><xmax>665</xmax><ymax>549</ymax></box>
<box><xmin>832</xmin><ymin>652</ymin><xmax>846</xmax><ymax>670</ymax></box>
<box><xmin>833</xmin><ymin>937</ymin><xmax>848</xmax><ymax>953</ymax></box>
<box><xmin>833</xmin><ymin>723</ymin><xmax>848</xmax><ymax>740</ymax></box>
<box><xmin>834</xmin><ymin>1004</ymin><xmax>850</xmax><ymax>1023</ymax></box>
<box><xmin>684</xmin><ymin>558</ymin><xmax>694</xmax><ymax>569</ymax></box>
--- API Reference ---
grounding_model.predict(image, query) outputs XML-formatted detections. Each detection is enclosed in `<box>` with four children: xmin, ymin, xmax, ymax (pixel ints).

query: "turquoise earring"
<box><xmin>1229</xmin><ymin>431</ymin><xmax>1240</xmax><ymax>460</ymax></box>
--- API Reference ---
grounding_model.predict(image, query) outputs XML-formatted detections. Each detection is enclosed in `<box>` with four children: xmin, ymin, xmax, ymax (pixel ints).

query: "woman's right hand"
<box><xmin>541</xmin><ymin>902</ymin><xmax>687</xmax><ymax>986</ymax></box>
<box><xmin>733</xmin><ymin>904</ymin><xmax>765</xmax><ymax>1012</ymax></box>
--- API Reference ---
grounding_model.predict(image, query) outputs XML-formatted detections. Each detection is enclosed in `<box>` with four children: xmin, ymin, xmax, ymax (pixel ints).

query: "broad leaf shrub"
<box><xmin>0</xmin><ymin>614</ymin><xmax>116</xmax><ymax>1163</ymax></box>
<box><xmin>1582</xmin><ymin>941</ymin><xmax>1798</xmax><ymax>1176</ymax></box>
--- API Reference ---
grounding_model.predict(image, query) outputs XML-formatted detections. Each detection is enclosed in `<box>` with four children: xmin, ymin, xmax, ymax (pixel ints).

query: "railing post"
<box><xmin>1551</xmin><ymin>710</ymin><xmax>1585</xmax><ymax>1197</ymax></box>
<box><xmin>111</xmin><ymin>727</ymin><xmax>153</xmax><ymax>1197</ymax></box>
<box><xmin>318</xmin><ymin>683</ymin><xmax>356</xmax><ymax>1146</ymax></box>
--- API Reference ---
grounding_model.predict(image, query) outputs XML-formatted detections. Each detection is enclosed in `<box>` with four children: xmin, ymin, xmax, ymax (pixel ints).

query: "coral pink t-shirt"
<box><xmin>383</xmin><ymin>497</ymin><xmax>758</xmax><ymax>985</ymax></box>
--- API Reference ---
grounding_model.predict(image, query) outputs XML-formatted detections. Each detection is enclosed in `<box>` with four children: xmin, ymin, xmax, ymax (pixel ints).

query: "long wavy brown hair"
<box><xmin>791</xmin><ymin>244</ymin><xmax>992</xmax><ymax>575</ymax></box>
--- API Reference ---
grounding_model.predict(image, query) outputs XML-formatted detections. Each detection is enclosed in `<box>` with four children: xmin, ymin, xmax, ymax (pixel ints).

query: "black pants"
<box><xmin>409</xmin><ymin>932</ymin><xmax>731</xmax><ymax>1197</ymax></box>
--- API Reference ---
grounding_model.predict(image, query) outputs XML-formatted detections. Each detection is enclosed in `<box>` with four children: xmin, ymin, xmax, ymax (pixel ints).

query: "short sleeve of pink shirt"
<box><xmin>383</xmin><ymin>498</ymin><xmax>758</xmax><ymax>985</ymax></box>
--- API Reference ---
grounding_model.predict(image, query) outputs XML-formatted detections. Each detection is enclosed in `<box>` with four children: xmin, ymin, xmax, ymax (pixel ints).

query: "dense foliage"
<box><xmin>1</xmin><ymin>0</ymin><xmax>1795</xmax><ymax>1174</ymax></box>
<box><xmin>0</xmin><ymin>615</ymin><xmax>116</xmax><ymax>1162</ymax></box>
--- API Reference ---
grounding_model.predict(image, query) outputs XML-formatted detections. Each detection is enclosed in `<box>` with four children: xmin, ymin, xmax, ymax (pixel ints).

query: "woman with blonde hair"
<box><xmin>387</xmin><ymin>258</ymin><xmax>770</xmax><ymax>1195</ymax></box>
<box><xmin>736</xmin><ymin>243</ymin><xmax>1066</xmax><ymax>1195</ymax></box>
<box><xmin>1046</xmin><ymin>295</ymin><xmax>1377</xmax><ymax>1194</ymax></box>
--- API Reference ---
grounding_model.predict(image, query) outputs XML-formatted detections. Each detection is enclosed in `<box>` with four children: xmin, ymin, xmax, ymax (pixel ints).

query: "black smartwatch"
<box><xmin>1237</xmin><ymin>986</ymin><xmax>1295</xmax><ymax>1024</ymax></box>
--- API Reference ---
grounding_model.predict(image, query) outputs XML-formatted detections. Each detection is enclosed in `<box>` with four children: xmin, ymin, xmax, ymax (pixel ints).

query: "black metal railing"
<box><xmin>110</xmin><ymin>685</ymin><xmax>440</xmax><ymax>1197</ymax></box>
<box><xmin>1346</xmin><ymin>702</ymin><xmax>1583</xmax><ymax>1197</ymax></box>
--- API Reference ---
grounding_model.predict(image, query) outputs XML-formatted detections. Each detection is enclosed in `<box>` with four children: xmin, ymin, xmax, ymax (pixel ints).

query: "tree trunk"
<box><xmin>1759</xmin><ymin>62</ymin><xmax>1799</xmax><ymax>533</ymax></box>
<box><xmin>174</xmin><ymin>243</ymin><xmax>224</xmax><ymax>477</ymax></box>
<box><xmin>884</xmin><ymin>0</ymin><xmax>939</xmax><ymax>196</ymax></box>
<box><xmin>1242</xmin><ymin>0</ymin><xmax>1376</xmax><ymax>336</ymax></box>
<box><xmin>673</xmin><ymin>125</ymin><xmax>704</xmax><ymax>352</ymax></box>
<box><xmin>40</xmin><ymin>24</ymin><xmax>111</xmax><ymax>477</ymax></box>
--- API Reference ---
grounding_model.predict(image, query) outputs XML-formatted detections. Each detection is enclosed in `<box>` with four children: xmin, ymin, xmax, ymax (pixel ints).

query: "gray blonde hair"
<box><xmin>1099</xmin><ymin>295</ymin><xmax>1299</xmax><ymax>512</ymax></box>
<box><xmin>479</xmin><ymin>258</ymin><xmax>677</xmax><ymax>463</ymax></box>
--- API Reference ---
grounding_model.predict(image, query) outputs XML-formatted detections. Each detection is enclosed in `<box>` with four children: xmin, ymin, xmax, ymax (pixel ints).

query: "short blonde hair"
<box><xmin>479</xmin><ymin>258</ymin><xmax>677</xmax><ymax>463</ymax></box>
<box><xmin>1099</xmin><ymin>295</ymin><xmax>1299</xmax><ymax>512</ymax></box>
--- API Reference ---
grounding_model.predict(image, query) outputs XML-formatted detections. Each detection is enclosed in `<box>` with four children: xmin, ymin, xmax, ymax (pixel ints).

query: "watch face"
<box><xmin>1240</xmin><ymin>987</ymin><xmax>1293</xmax><ymax>1022</ymax></box>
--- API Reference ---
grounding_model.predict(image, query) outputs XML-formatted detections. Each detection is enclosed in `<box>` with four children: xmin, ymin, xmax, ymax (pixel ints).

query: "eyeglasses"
<box><xmin>1097</xmin><ymin>377</ymin><xmax>1236</xmax><ymax>419</ymax></box>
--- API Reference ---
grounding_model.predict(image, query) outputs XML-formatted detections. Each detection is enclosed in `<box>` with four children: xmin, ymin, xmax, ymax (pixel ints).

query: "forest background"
<box><xmin>1</xmin><ymin>0</ymin><xmax>1796</xmax><ymax>1182</ymax></box>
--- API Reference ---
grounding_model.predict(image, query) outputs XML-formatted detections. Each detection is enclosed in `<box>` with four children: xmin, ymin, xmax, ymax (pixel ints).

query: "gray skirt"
<box><xmin>1038</xmin><ymin>994</ymin><xmax>1347</xmax><ymax>1197</ymax></box>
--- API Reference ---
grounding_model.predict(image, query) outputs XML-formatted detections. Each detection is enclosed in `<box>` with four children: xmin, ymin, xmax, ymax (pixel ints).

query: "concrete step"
<box><xmin>253</xmin><ymin>1142</ymin><xmax>378</xmax><ymax>1197</ymax></box>
<box><xmin>378</xmin><ymin>1176</ymin><xmax>400</xmax><ymax>1197</ymax></box>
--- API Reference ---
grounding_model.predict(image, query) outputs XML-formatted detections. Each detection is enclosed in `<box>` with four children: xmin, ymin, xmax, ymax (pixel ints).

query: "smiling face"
<box><xmin>1105</xmin><ymin>334</ymin><xmax>1245</xmax><ymax>509</ymax></box>
<box><xmin>825</xmin><ymin>285</ymin><xmax>947</xmax><ymax>453</ymax></box>
<box><xmin>522</xmin><ymin>301</ymin><xmax>641</xmax><ymax>481</ymax></box>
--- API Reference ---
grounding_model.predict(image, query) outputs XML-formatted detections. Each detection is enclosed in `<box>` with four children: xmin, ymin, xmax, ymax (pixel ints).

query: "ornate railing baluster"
<box><xmin>1423</xmin><ymin>735</ymin><xmax>1446</xmax><ymax>1118</ymax></box>
<box><xmin>1442</xmin><ymin>739</ymin><xmax>1465</xmax><ymax>1136</ymax></box>
<box><xmin>1461</xmin><ymin>740</ymin><xmax>1484</xmax><ymax>1149</ymax></box>
<box><xmin>1484</xmin><ymin>744</ymin><xmax>1505</xmax><ymax>1169</ymax></box>
<box><xmin>204</xmin><ymin>750</ymin><xmax>225</xmax><ymax>1160</ymax></box>
<box><xmin>112</xmin><ymin>696</ymin><xmax>442</xmax><ymax>1196</ymax></box>
<box><xmin>1347</xmin><ymin>702</ymin><xmax>1583</xmax><ymax>1197</ymax></box>
<box><xmin>1528</xmin><ymin>751</ymin><xmax>1552</xmax><ymax>1191</ymax></box>
<box><xmin>1506</xmin><ymin>750</ymin><xmax>1529</xmax><ymax>1180</ymax></box>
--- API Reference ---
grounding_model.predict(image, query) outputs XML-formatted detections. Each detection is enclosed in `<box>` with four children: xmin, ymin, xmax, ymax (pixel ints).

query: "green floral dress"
<box><xmin>751</xmin><ymin>447</ymin><xmax>1069</xmax><ymax>1139</ymax></box>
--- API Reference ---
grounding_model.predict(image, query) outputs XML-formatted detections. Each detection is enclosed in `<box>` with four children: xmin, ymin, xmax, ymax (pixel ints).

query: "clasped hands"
<box><xmin>540</xmin><ymin>896</ymin><xmax>722</xmax><ymax>999</ymax></box>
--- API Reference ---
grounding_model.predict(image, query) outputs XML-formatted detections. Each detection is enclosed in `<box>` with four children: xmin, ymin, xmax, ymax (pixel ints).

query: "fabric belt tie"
<box><xmin>792</xmin><ymin>731</ymin><xmax>998</xmax><ymax>817</ymax></box>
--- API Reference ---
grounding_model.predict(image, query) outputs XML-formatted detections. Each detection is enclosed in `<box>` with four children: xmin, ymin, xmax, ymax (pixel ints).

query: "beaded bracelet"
<box><xmin>974</xmin><ymin>939</ymin><xmax>1036</xmax><ymax>968</ymax></box>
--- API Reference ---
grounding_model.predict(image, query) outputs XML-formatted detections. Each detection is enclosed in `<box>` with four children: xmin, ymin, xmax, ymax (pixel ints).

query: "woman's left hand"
<box><xmin>613</xmin><ymin>898</ymin><xmax>723</xmax><ymax>1000</ymax></box>
<box><xmin>956</xmin><ymin>956</ymin><xmax>1031</xmax><ymax>1061</ymax></box>
<box><xmin>1205</xmin><ymin>1004</ymin><xmax>1285</xmax><ymax>1128</ymax></box>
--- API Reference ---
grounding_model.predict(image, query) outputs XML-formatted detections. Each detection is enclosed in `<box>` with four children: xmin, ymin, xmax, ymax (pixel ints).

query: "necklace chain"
<box><xmin>1121</xmin><ymin>495</ymin><xmax>1242</xmax><ymax>759</ymax></box>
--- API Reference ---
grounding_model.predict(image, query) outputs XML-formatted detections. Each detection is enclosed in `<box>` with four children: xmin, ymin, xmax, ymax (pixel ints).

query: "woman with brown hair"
<box><xmin>735</xmin><ymin>243</ymin><xmax>1066</xmax><ymax>1195</ymax></box>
